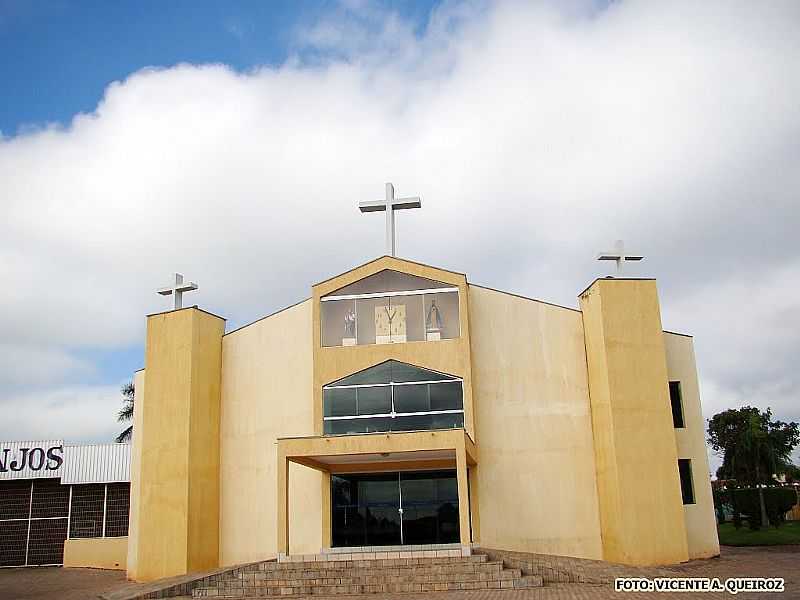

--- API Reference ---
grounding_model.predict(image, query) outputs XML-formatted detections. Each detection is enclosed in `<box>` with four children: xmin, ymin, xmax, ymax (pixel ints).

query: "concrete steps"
<box><xmin>192</xmin><ymin>554</ymin><xmax>543</xmax><ymax>598</ymax></box>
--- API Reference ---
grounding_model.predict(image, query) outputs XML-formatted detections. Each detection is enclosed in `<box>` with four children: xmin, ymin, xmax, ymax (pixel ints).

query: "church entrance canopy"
<box><xmin>276</xmin><ymin>429</ymin><xmax>477</xmax><ymax>555</ymax></box>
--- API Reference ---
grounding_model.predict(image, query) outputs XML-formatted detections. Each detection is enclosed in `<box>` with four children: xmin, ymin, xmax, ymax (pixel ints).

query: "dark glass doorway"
<box><xmin>331</xmin><ymin>470</ymin><xmax>459</xmax><ymax>547</ymax></box>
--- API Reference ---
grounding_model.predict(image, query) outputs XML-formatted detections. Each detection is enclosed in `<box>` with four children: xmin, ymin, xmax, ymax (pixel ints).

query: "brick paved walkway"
<box><xmin>0</xmin><ymin>546</ymin><xmax>797</xmax><ymax>600</ymax></box>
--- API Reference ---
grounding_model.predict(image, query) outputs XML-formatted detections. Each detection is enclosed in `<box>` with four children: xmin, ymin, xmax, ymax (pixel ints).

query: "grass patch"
<box><xmin>718</xmin><ymin>520</ymin><xmax>800</xmax><ymax>546</ymax></box>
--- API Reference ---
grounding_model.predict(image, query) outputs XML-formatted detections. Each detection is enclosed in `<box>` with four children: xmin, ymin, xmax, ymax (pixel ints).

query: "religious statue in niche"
<box><xmin>426</xmin><ymin>298</ymin><xmax>445</xmax><ymax>341</ymax></box>
<box><xmin>342</xmin><ymin>307</ymin><xmax>356</xmax><ymax>346</ymax></box>
<box><xmin>375</xmin><ymin>304</ymin><xmax>406</xmax><ymax>344</ymax></box>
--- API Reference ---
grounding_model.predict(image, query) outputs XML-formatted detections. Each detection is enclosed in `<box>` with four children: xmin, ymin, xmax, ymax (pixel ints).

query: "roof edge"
<box><xmin>223</xmin><ymin>297</ymin><xmax>311</xmax><ymax>337</ymax></box>
<box><xmin>663</xmin><ymin>329</ymin><xmax>694</xmax><ymax>338</ymax></box>
<box><xmin>469</xmin><ymin>283</ymin><xmax>581</xmax><ymax>314</ymax></box>
<box><xmin>146</xmin><ymin>305</ymin><xmax>226</xmax><ymax>321</ymax></box>
<box><xmin>577</xmin><ymin>277</ymin><xmax>657</xmax><ymax>298</ymax></box>
<box><xmin>313</xmin><ymin>255</ymin><xmax>467</xmax><ymax>288</ymax></box>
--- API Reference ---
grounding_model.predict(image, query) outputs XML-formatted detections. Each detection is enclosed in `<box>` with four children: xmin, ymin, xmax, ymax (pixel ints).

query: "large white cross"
<box><xmin>359</xmin><ymin>183</ymin><xmax>421</xmax><ymax>257</ymax></box>
<box><xmin>597</xmin><ymin>240</ymin><xmax>644</xmax><ymax>276</ymax></box>
<box><xmin>157</xmin><ymin>273</ymin><xmax>198</xmax><ymax>310</ymax></box>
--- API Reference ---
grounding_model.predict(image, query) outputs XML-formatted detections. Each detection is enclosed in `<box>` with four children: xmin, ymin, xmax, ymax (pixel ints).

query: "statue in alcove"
<box><xmin>426</xmin><ymin>298</ymin><xmax>444</xmax><ymax>339</ymax></box>
<box><xmin>343</xmin><ymin>307</ymin><xmax>356</xmax><ymax>342</ymax></box>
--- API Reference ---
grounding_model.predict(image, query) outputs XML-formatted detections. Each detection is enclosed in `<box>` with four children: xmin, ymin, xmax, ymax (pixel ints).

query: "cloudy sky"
<box><xmin>1</xmin><ymin>0</ymin><xmax>798</xmax><ymax>471</ymax></box>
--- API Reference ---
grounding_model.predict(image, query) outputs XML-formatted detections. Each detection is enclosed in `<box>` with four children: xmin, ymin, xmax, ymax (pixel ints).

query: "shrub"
<box><xmin>724</xmin><ymin>487</ymin><xmax>798</xmax><ymax>530</ymax></box>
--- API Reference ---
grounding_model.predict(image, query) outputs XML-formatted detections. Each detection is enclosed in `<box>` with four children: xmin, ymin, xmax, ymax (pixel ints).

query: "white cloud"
<box><xmin>0</xmin><ymin>343</ymin><xmax>95</xmax><ymax>387</ymax></box>
<box><xmin>0</xmin><ymin>0</ymin><xmax>798</xmax><ymax>443</ymax></box>
<box><xmin>0</xmin><ymin>385</ymin><xmax>124</xmax><ymax>443</ymax></box>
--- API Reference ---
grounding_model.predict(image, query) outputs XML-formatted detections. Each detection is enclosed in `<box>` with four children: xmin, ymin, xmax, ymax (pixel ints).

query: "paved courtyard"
<box><xmin>0</xmin><ymin>546</ymin><xmax>797</xmax><ymax>600</ymax></box>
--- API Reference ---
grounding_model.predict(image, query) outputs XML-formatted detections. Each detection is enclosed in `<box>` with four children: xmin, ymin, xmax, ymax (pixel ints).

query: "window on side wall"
<box><xmin>678</xmin><ymin>459</ymin><xmax>695</xmax><ymax>504</ymax></box>
<box><xmin>669</xmin><ymin>381</ymin><xmax>685</xmax><ymax>428</ymax></box>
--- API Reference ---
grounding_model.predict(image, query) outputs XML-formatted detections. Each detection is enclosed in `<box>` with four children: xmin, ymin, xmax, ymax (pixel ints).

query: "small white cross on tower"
<box><xmin>157</xmin><ymin>273</ymin><xmax>198</xmax><ymax>310</ymax></box>
<box><xmin>359</xmin><ymin>183</ymin><xmax>421</xmax><ymax>257</ymax></box>
<box><xmin>597</xmin><ymin>240</ymin><xmax>644</xmax><ymax>276</ymax></box>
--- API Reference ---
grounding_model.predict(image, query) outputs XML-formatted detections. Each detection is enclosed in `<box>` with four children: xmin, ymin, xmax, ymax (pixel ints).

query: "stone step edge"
<box><xmin>193</xmin><ymin>578</ymin><xmax>535</xmax><ymax>597</ymax></box>
<box><xmin>214</xmin><ymin>570</ymin><xmax>521</xmax><ymax>588</ymax></box>
<box><xmin>231</xmin><ymin>561</ymin><xmax>505</xmax><ymax>579</ymax></box>
<box><xmin>255</xmin><ymin>555</ymin><xmax>486</xmax><ymax>571</ymax></box>
<box><xmin>280</xmin><ymin>547</ymin><xmax>470</xmax><ymax>564</ymax></box>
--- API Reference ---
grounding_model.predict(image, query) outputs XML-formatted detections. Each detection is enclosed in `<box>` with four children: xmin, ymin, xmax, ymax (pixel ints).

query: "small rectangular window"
<box><xmin>669</xmin><ymin>381</ymin><xmax>685</xmax><ymax>428</ymax></box>
<box><xmin>678</xmin><ymin>459</ymin><xmax>695</xmax><ymax>504</ymax></box>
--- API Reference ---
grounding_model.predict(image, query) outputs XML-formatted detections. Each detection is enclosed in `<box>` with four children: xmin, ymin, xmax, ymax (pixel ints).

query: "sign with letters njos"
<box><xmin>0</xmin><ymin>440</ymin><xmax>64</xmax><ymax>480</ymax></box>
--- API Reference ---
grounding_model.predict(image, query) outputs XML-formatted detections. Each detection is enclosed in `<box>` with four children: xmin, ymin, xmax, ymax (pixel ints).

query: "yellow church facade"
<box><xmin>126</xmin><ymin>256</ymin><xmax>719</xmax><ymax>582</ymax></box>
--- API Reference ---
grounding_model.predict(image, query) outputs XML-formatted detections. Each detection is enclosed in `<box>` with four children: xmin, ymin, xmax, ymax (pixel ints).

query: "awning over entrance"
<box><xmin>276</xmin><ymin>429</ymin><xmax>477</xmax><ymax>555</ymax></box>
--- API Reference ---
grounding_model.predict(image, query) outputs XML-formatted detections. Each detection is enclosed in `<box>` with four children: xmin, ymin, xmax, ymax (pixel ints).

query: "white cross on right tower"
<box><xmin>597</xmin><ymin>240</ymin><xmax>644</xmax><ymax>276</ymax></box>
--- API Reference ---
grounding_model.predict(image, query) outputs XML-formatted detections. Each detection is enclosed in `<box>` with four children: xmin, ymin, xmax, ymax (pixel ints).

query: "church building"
<box><xmin>121</xmin><ymin>185</ymin><xmax>719</xmax><ymax>582</ymax></box>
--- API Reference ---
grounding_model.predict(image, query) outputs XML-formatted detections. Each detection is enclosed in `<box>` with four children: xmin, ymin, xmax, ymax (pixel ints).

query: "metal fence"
<box><xmin>0</xmin><ymin>479</ymin><xmax>130</xmax><ymax>567</ymax></box>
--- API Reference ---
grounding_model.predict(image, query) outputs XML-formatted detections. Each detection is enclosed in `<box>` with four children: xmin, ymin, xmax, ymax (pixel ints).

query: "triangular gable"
<box><xmin>325</xmin><ymin>360</ymin><xmax>458</xmax><ymax>387</ymax></box>
<box><xmin>324</xmin><ymin>269</ymin><xmax>452</xmax><ymax>298</ymax></box>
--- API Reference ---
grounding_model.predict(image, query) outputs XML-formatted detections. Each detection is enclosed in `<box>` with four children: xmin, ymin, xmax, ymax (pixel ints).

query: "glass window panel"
<box><xmin>430</xmin><ymin>412</ymin><xmax>464</xmax><ymax>430</ymax></box>
<box><xmin>326</xmin><ymin>270</ymin><xmax>451</xmax><ymax>297</ymax></box>
<box><xmin>356</xmin><ymin>386</ymin><xmax>391</xmax><ymax>415</ymax></box>
<box><xmin>429</xmin><ymin>382</ymin><xmax>463</xmax><ymax>411</ymax></box>
<box><xmin>361</xmin><ymin>417</ymin><xmax>393</xmax><ymax>433</ymax></box>
<box><xmin>401</xmin><ymin>505</ymin><xmax>438</xmax><ymax>545</ymax></box>
<box><xmin>424</xmin><ymin>291</ymin><xmax>459</xmax><ymax>340</ymax></box>
<box><xmin>324</xmin><ymin>417</ymin><xmax>393</xmax><ymax>435</ymax></box>
<box><xmin>400</xmin><ymin>478</ymin><xmax>436</xmax><ymax>505</ymax></box>
<box><xmin>393</xmin><ymin>384</ymin><xmax>429</xmax><ymax>413</ymax></box>
<box><xmin>324</xmin><ymin>388</ymin><xmax>357</xmax><ymax>417</ymax></box>
<box><xmin>361</xmin><ymin>477</ymin><xmax>400</xmax><ymax>506</ymax></box>
<box><xmin>332</xmin><ymin>475</ymin><xmax>357</xmax><ymax>507</ymax></box>
<box><xmin>437</xmin><ymin>502</ymin><xmax>461</xmax><ymax>543</ymax></box>
<box><xmin>330</xmin><ymin>361</ymin><xmax>393</xmax><ymax>386</ymax></box>
<box><xmin>321</xmin><ymin>298</ymin><xmax>356</xmax><ymax>347</ymax></box>
<box><xmin>328</xmin><ymin>360</ymin><xmax>455</xmax><ymax>387</ymax></box>
<box><xmin>356</xmin><ymin>297</ymin><xmax>388</xmax><ymax>345</ymax></box>
<box><xmin>364</xmin><ymin>506</ymin><xmax>402</xmax><ymax>546</ymax></box>
<box><xmin>332</xmin><ymin>506</ymin><xmax>365</xmax><ymax>547</ymax></box>
<box><xmin>678</xmin><ymin>459</ymin><xmax>695</xmax><ymax>504</ymax></box>
<box><xmin>390</xmin><ymin>361</ymin><xmax>454</xmax><ymax>383</ymax></box>
<box><xmin>391</xmin><ymin>414</ymin><xmax>433</xmax><ymax>432</ymax></box>
<box><xmin>332</xmin><ymin>471</ymin><xmax>459</xmax><ymax>547</ymax></box>
<box><xmin>669</xmin><ymin>381</ymin><xmax>685</xmax><ymax>428</ymax></box>
<box><xmin>437</xmin><ymin>477</ymin><xmax>459</xmax><ymax>502</ymax></box>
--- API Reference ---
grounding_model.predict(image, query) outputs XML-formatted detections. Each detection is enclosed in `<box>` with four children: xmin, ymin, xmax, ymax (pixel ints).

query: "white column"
<box><xmin>102</xmin><ymin>484</ymin><xmax>108</xmax><ymax>537</ymax></box>
<box><xmin>66</xmin><ymin>486</ymin><xmax>73</xmax><ymax>540</ymax></box>
<box><xmin>24</xmin><ymin>481</ymin><xmax>33</xmax><ymax>566</ymax></box>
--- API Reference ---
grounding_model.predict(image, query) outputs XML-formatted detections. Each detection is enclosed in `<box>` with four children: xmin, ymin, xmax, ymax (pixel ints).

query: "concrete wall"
<box><xmin>580</xmin><ymin>279</ymin><xmax>689</xmax><ymax>566</ymax></box>
<box><xmin>64</xmin><ymin>537</ymin><xmax>128</xmax><ymax>570</ymax></box>
<box><xmin>130</xmin><ymin>308</ymin><xmax>225</xmax><ymax>581</ymax></box>
<box><xmin>219</xmin><ymin>300</ymin><xmax>322</xmax><ymax>565</ymax></box>
<box><xmin>468</xmin><ymin>286</ymin><xmax>603</xmax><ymax>560</ymax></box>
<box><xmin>664</xmin><ymin>333</ymin><xmax>720</xmax><ymax>559</ymax></box>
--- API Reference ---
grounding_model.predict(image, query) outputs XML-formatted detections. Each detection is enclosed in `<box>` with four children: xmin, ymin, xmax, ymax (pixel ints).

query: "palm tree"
<box><xmin>115</xmin><ymin>381</ymin><xmax>135</xmax><ymax>443</ymax></box>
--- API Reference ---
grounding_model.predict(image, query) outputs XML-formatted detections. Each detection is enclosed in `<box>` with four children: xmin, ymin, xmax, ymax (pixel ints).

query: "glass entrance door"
<box><xmin>331</xmin><ymin>470</ymin><xmax>459</xmax><ymax>547</ymax></box>
<box><xmin>399</xmin><ymin>471</ymin><xmax>460</xmax><ymax>545</ymax></box>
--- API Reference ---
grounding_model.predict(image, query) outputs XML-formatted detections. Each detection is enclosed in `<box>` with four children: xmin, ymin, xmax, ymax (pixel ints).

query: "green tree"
<box><xmin>707</xmin><ymin>406</ymin><xmax>799</xmax><ymax>527</ymax></box>
<box><xmin>115</xmin><ymin>381</ymin><xmax>135</xmax><ymax>443</ymax></box>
